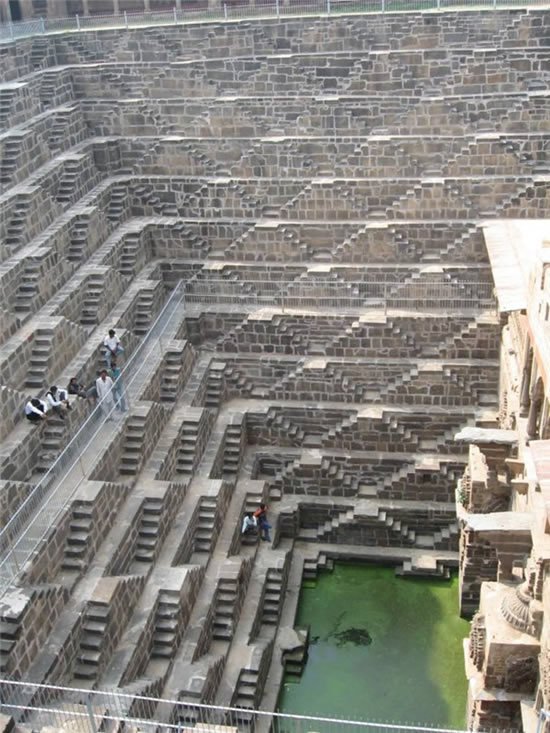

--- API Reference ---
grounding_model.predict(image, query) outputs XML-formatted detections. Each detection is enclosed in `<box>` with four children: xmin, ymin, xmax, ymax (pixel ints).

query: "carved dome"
<box><xmin>500</xmin><ymin>582</ymin><xmax>533</xmax><ymax>634</ymax></box>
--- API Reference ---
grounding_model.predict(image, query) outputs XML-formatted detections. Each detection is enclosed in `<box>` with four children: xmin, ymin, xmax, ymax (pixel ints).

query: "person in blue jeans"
<box><xmin>110</xmin><ymin>358</ymin><xmax>127</xmax><ymax>412</ymax></box>
<box><xmin>254</xmin><ymin>503</ymin><xmax>271</xmax><ymax>542</ymax></box>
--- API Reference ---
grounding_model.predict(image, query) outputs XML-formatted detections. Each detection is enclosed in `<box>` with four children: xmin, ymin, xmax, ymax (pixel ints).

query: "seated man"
<box><xmin>241</xmin><ymin>512</ymin><xmax>258</xmax><ymax>535</ymax></box>
<box><xmin>67</xmin><ymin>377</ymin><xmax>87</xmax><ymax>398</ymax></box>
<box><xmin>103</xmin><ymin>329</ymin><xmax>124</xmax><ymax>368</ymax></box>
<box><xmin>24</xmin><ymin>397</ymin><xmax>48</xmax><ymax>424</ymax></box>
<box><xmin>45</xmin><ymin>386</ymin><xmax>70</xmax><ymax>418</ymax></box>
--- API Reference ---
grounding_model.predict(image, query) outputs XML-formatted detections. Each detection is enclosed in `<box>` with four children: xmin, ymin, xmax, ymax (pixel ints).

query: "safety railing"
<box><xmin>183</xmin><ymin>278</ymin><xmax>496</xmax><ymax>311</ymax></box>
<box><xmin>1</xmin><ymin>0</ymin><xmax>550</xmax><ymax>43</ymax></box>
<box><xmin>0</xmin><ymin>280</ymin><xmax>185</xmax><ymax>597</ymax></box>
<box><xmin>0</xmin><ymin>678</ymin><xmax>496</xmax><ymax>733</ymax></box>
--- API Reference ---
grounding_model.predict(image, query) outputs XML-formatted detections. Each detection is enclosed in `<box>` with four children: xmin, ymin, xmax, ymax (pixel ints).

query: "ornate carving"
<box><xmin>504</xmin><ymin>656</ymin><xmax>538</xmax><ymax>694</ymax></box>
<box><xmin>500</xmin><ymin>581</ymin><xmax>542</xmax><ymax>638</ymax></box>
<box><xmin>469</xmin><ymin>612</ymin><xmax>486</xmax><ymax>671</ymax></box>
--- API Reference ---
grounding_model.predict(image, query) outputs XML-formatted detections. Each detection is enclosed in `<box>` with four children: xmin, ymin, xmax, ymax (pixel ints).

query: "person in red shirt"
<box><xmin>253</xmin><ymin>503</ymin><xmax>271</xmax><ymax>543</ymax></box>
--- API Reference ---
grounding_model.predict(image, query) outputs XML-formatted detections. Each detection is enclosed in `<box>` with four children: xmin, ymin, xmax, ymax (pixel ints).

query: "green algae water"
<box><xmin>278</xmin><ymin>564</ymin><xmax>469</xmax><ymax>729</ymax></box>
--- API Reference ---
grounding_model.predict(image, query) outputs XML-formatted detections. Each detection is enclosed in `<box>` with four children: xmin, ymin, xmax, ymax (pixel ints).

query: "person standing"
<box><xmin>103</xmin><ymin>329</ymin><xmax>123</xmax><ymax>368</ymax></box>
<box><xmin>253</xmin><ymin>503</ymin><xmax>272</xmax><ymax>542</ymax></box>
<box><xmin>110</xmin><ymin>358</ymin><xmax>127</xmax><ymax>412</ymax></box>
<box><xmin>96</xmin><ymin>369</ymin><xmax>115</xmax><ymax>419</ymax></box>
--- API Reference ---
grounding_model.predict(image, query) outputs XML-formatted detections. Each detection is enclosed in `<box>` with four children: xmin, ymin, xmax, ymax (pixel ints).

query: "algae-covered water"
<box><xmin>278</xmin><ymin>564</ymin><xmax>469</xmax><ymax>729</ymax></box>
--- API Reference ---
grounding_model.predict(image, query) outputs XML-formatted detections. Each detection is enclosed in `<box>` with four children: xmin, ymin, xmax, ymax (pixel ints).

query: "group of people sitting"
<box><xmin>24</xmin><ymin>385</ymin><xmax>72</xmax><ymax>423</ymax></box>
<box><xmin>24</xmin><ymin>329</ymin><xmax>127</xmax><ymax>425</ymax></box>
<box><xmin>241</xmin><ymin>504</ymin><xmax>272</xmax><ymax>543</ymax></box>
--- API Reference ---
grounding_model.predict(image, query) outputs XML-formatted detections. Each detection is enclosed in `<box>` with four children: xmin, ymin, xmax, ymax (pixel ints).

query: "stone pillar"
<box><xmin>527</xmin><ymin>379</ymin><xmax>544</xmax><ymax>440</ymax></box>
<box><xmin>82</xmin><ymin>0</ymin><xmax>90</xmax><ymax>15</ymax></box>
<box><xmin>520</xmin><ymin>346</ymin><xmax>533</xmax><ymax>417</ymax></box>
<box><xmin>113</xmin><ymin>0</ymin><xmax>120</xmax><ymax>15</ymax></box>
<box><xmin>144</xmin><ymin>0</ymin><xmax>150</xmax><ymax>10</ymax></box>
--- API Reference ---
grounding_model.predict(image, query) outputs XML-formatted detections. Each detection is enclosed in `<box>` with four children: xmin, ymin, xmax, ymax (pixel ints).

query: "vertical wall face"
<box><xmin>0</xmin><ymin>9</ymin><xmax>548</xmax><ymax>732</ymax></box>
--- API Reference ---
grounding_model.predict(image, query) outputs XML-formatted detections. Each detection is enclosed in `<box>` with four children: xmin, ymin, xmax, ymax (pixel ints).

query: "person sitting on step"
<box><xmin>103</xmin><ymin>328</ymin><xmax>124</xmax><ymax>369</ymax></box>
<box><xmin>24</xmin><ymin>397</ymin><xmax>48</xmax><ymax>424</ymax></box>
<box><xmin>241</xmin><ymin>512</ymin><xmax>258</xmax><ymax>536</ymax></box>
<box><xmin>45</xmin><ymin>385</ymin><xmax>70</xmax><ymax>419</ymax></box>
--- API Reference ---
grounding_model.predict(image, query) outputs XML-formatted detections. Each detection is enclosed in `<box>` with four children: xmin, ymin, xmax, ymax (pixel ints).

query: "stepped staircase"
<box><xmin>118</xmin><ymin>232</ymin><xmax>141</xmax><ymax>276</ymax></box>
<box><xmin>176</xmin><ymin>419</ymin><xmax>199</xmax><ymax>474</ymax></box>
<box><xmin>107</xmin><ymin>183</ymin><xmax>129</xmax><ymax>223</ymax></box>
<box><xmin>49</xmin><ymin>107</ymin><xmax>75</xmax><ymax>151</ymax></box>
<box><xmin>80</xmin><ymin>273</ymin><xmax>104</xmax><ymax>326</ymax></box>
<box><xmin>119</xmin><ymin>415</ymin><xmax>147</xmax><ymax>476</ymax></box>
<box><xmin>151</xmin><ymin>591</ymin><xmax>181</xmax><ymax>659</ymax></box>
<box><xmin>302</xmin><ymin>552</ymin><xmax>334</xmax><ymax>581</ymax></box>
<box><xmin>25</xmin><ymin>327</ymin><xmax>53</xmax><ymax>388</ymax></box>
<box><xmin>62</xmin><ymin>503</ymin><xmax>94</xmax><ymax>572</ymax></box>
<box><xmin>68</xmin><ymin>212</ymin><xmax>91</xmax><ymax>262</ymax></box>
<box><xmin>133</xmin><ymin>497</ymin><xmax>164</xmax><ymax>564</ymax></box>
<box><xmin>160</xmin><ymin>351</ymin><xmax>183</xmax><ymax>402</ymax></box>
<box><xmin>205</xmin><ymin>368</ymin><xmax>224</xmax><ymax>408</ymax></box>
<box><xmin>56</xmin><ymin>158</ymin><xmax>82</xmax><ymax>205</ymax></box>
<box><xmin>134</xmin><ymin>289</ymin><xmax>155</xmax><ymax>335</ymax></box>
<box><xmin>0</xmin><ymin>135</ymin><xmax>22</xmax><ymax>186</ymax></box>
<box><xmin>212</xmin><ymin>577</ymin><xmax>239</xmax><ymax>641</ymax></box>
<box><xmin>15</xmin><ymin>259</ymin><xmax>41</xmax><ymax>313</ymax></box>
<box><xmin>35</xmin><ymin>415</ymin><xmax>66</xmax><ymax>473</ymax></box>
<box><xmin>222</xmin><ymin>420</ymin><xmax>244</xmax><ymax>476</ymax></box>
<box><xmin>74</xmin><ymin>602</ymin><xmax>109</xmax><ymax>681</ymax></box>
<box><xmin>321</xmin><ymin>414</ymin><xmax>358</xmax><ymax>446</ymax></box>
<box><xmin>260</xmin><ymin>568</ymin><xmax>284</xmax><ymax>626</ymax></box>
<box><xmin>39</xmin><ymin>71</ymin><xmax>58</xmax><ymax>110</ymax></box>
<box><xmin>5</xmin><ymin>194</ymin><xmax>32</xmax><ymax>255</ymax></box>
<box><xmin>0</xmin><ymin>87</ymin><xmax>17</xmax><ymax>127</ymax></box>
<box><xmin>192</xmin><ymin>497</ymin><xmax>218</xmax><ymax>554</ymax></box>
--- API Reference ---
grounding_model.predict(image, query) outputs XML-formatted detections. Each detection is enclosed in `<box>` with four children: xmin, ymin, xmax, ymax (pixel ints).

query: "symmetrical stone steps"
<box><xmin>296</xmin><ymin>498</ymin><xmax>458</xmax><ymax>550</ymax></box>
<box><xmin>0</xmin><ymin>6</ymin><xmax>539</xmax><ymax>714</ymax></box>
<box><xmin>151</xmin><ymin>590</ymin><xmax>182</xmax><ymax>659</ymax></box>
<box><xmin>222</xmin><ymin>418</ymin><xmax>245</xmax><ymax>476</ymax></box>
<box><xmin>192</xmin><ymin>496</ymin><xmax>220</xmax><ymax>556</ymax></box>
<box><xmin>262</xmin><ymin>450</ymin><xmax>467</xmax><ymax>502</ymax></box>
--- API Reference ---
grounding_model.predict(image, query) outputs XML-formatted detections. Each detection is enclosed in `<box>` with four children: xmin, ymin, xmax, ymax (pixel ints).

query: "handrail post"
<box><xmin>124</xmin><ymin>10</ymin><xmax>129</xmax><ymax>28</ymax></box>
<box><xmin>9</xmin><ymin>21</ymin><xmax>13</xmax><ymax>39</ymax></box>
<box><xmin>276</xmin><ymin>0</ymin><xmax>280</xmax><ymax>17</ymax></box>
<box><xmin>224</xmin><ymin>3</ymin><xmax>228</xmax><ymax>18</ymax></box>
<box><xmin>327</xmin><ymin>0</ymin><xmax>330</xmax><ymax>14</ymax></box>
<box><xmin>40</xmin><ymin>16</ymin><xmax>45</xmax><ymax>33</ymax></box>
<box><xmin>174</xmin><ymin>5</ymin><xmax>178</xmax><ymax>23</ymax></box>
<box><xmin>76</xmin><ymin>13</ymin><xmax>80</xmax><ymax>30</ymax></box>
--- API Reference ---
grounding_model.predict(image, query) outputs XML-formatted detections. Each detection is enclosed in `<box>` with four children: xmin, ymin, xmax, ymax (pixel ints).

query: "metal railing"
<box><xmin>1</xmin><ymin>0</ymin><xmax>550</xmax><ymax>44</ymax></box>
<box><xmin>183</xmin><ymin>279</ymin><xmax>496</xmax><ymax>311</ymax></box>
<box><xmin>0</xmin><ymin>678</ymin><xmax>487</xmax><ymax>733</ymax></box>
<box><xmin>0</xmin><ymin>280</ymin><xmax>185</xmax><ymax>597</ymax></box>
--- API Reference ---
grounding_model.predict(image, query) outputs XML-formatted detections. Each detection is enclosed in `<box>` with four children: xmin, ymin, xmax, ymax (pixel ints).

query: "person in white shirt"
<box><xmin>96</xmin><ymin>369</ymin><xmax>115</xmax><ymax>418</ymax></box>
<box><xmin>103</xmin><ymin>329</ymin><xmax>123</xmax><ymax>368</ymax></box>
<box><xmin>241</xmin><ymin>513</ymin><xmax>258</xmax><ymax>535</ymax></box>
<box><xmin>45</xmin><ymin>386</ymin><xmax>69</xmax><ymax>419</ymax></box>
<box><xmin>24</xmin><ymin>398</ymin><xmax>48</xmax><ymax>424</ymax></box>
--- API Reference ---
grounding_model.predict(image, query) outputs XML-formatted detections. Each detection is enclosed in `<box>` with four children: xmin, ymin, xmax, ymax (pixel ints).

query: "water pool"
<box><xmin>278</xmin><ymin>564</ymin><xmax>470</xmax><ymax>729</ymax></box>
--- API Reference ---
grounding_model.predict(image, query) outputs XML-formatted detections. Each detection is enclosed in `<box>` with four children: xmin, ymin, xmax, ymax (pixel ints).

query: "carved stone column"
<box><xmin>520</xmin><ymin>347</ymin><xmax>533</xmax><ymax>417</ymax></box>
<box><xmin>527</xmin><ymin>379</ymin><xmax>544</xmax><ymax>440</ymax></box>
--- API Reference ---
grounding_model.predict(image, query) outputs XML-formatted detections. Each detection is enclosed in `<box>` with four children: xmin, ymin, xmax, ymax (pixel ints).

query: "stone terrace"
<box><xmin>0</xmin><ymin>8</ymin><xmax>548</xmax><ymax>731</ymax></box>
